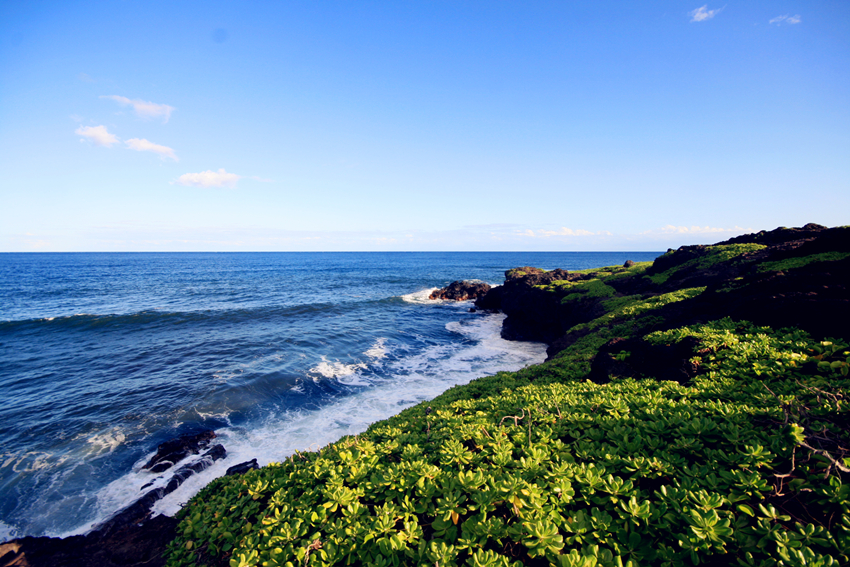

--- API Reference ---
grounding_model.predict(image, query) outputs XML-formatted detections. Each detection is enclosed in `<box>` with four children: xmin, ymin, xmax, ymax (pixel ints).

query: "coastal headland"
<box><xmin>2</xmin><ymin>223</ymin><xmax>848</xmax><ymax>567</ymax></box>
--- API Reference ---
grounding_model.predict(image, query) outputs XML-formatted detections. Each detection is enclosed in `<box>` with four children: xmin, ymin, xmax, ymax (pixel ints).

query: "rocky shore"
<box><xmin>5</xmin><ymin>223</ymin><xmax>848</xmax><ymax>566</ymax></box>
<box><xmin>0</xmin><ymin>433</ymin><xmax>258</xmax><ymax>567</ymax></box>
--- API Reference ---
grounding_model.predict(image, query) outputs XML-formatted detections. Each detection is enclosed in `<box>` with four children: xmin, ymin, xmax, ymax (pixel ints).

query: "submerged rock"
<box><xmin>141</xmin><ymin>431</ymin><xmax>216</xmax><ymax>473</ymax></box>
<box><xmin>101</xmin><ymin>444</ymin><xmax>227</xmax><ymax>535</ymax></box>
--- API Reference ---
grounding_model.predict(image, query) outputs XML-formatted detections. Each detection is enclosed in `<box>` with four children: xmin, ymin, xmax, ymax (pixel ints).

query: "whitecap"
<box><xmin>364</xmin><ymin>337</ymin><xmax>388</xmax><ymax>360</ymax></box>
<box><xmin>400</xmin><ymin>288</ymin><xmax>439</xmax><ymax>304</ymax></box>
<box><xmin>309</xmin><ymin>358</ymin><xmax>367</xmax><ymax>379</ymax></box>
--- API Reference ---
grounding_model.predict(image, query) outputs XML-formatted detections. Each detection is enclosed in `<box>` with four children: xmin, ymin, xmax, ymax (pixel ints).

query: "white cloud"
<box><xmin>690</xmin><ymin>5</ymin><xmax>722</xmax><ymax>22</ymax></box>
<box><xmin>101</xmin><ymin>95</ymin><xmax>175</xmax><ymax>122</ymax></box>
<box><xmin>539</xmin><ymin>227</ymin><xmax>595</xmax><ymax>237</ymax></box>
<box><xmin>175</xmin><ymin>169</ymin><xmax>240</xmax><ymax>188</ymax></box>
<box><xmin>769</xmin><ymin>14</ymin><xmax>801</xmax><ymax>25</ymax></box>
<box><xmin>75</xmin><ymin>125</ymin><xmax>119</xmax><ymax>147</ymax></box>
<box><xmin>643</xmin><ymin>225</ymin><xmax>749</xmax><ymax>235</ymax></box>
<box><xmin>125</xmin><ymin>138</ymin><xmax>178</xmax><ymax>161</ymax></box>
<box><xmin>520</xmin><ymin>227</ymin><xmax>611</xmax><ymax>238</ymax></box>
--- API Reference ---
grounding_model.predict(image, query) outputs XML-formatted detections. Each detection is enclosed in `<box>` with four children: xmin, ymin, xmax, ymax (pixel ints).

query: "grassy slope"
<box><xmin>165</xmin><ymin>242</ymin><xmax>850</xmax><ymax>567</ymax></box>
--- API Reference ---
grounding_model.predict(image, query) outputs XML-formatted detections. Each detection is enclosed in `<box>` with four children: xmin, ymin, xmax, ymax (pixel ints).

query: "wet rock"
<box><xmin>226</xmin><ymin>459</ymin><xmax>260</xmax><ymax>476</ymax></box>
<box><xmin>98</xmin><ymin>444</ymin><xmax>227</xmax><ymax>536</ymax></box>
<box><xmin>430</xmin><ymin>281</ymin><xmax>491</xmax><ymax>301</ymax></box>
<box><xmin>142</xmin><ymin>431</ymin><xmax>216</xmax><ymax>473</ymax></box>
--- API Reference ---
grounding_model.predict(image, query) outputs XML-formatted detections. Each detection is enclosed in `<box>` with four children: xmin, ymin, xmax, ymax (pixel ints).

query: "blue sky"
<box><xmin>1</xmin><ymin>1</ymin><xmax>847</xmax><ymax>251</ymax></box>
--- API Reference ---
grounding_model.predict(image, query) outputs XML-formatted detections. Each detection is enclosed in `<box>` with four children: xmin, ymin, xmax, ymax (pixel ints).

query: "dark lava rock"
<box><xmin>623</xmin><ymin>260</ymin><xmax>635</xmax><ymax>268</ymax></box>
<box><xmin>142</xmin><ymin>430</ymin><xmax>216</xmax><ymax>473</ymax></box>
<box><xmin>0</xmin><ymin>514</ymin><xmax>178</xmax><ymax>567</ymax></box>
<box><xmin>430</xmin><ymin>281</ymin><xmax>491</xmax><ymax>301</ymax></box>
<box><xmin>474</xmin><ymin>285</ymin><xmax>504</xmax><ymax>311</ymax></box>
<box><xmin>1</xmin><ymin>441</ymin><xmax>231</xmax><ymax>567</ymax></box>
<box><xmin>475</xmin><ymin>267</ymin><xmax>586</xmax><ymax>343</ymax></box>
<box><xmin>226</xmin><ymin>458</ymin><xmax>260</xmax><ymax>476</ymax></box>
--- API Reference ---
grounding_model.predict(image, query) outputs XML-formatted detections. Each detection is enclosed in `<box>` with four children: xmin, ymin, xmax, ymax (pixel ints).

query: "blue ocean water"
<box><xmin>0</xmin><ymin>251</ymin><xmax>660</xmax><ymax>541</ymax></box>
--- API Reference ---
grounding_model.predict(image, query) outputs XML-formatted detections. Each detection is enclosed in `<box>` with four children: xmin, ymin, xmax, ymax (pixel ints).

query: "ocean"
<box><xmin>0</xmin><ymin>251</ymin><xmax>660</xmax><ymax>542</ymax></box>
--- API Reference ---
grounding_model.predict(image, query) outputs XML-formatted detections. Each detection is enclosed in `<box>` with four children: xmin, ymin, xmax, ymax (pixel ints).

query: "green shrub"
<box><xmin>757</xmin><ymin>252</ymin><xmax>850</xmax><ymax>273</ymax></box>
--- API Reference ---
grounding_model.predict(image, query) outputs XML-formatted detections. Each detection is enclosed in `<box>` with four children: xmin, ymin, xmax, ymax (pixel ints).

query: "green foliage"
<box><xmin>757</xmin><ymin>252</ymin><xmax>850</xmax><ymax>273</ymax></box>
<box><xmin>559</xmin><ymin>280</ymin><xmax>617</xmax><ymax>303</ymax></box>
<box><xmin>567</xmin><ymin>287</ymin><xmax>706</xmax><ymax>334</ymax></box>
<box><xmin>569</xmin><ymin>263</ymin><xmax>652</xmax><ymax>277</ymax></box>
<box><xmin>166</xmin><ymin>318</ymin><xmax>850</xmax><ymax>567</ymax></box>
<box><xmin>647</xmin><ymin>244</ymin><xmax>767</xmax><ymax>285</ymax></box>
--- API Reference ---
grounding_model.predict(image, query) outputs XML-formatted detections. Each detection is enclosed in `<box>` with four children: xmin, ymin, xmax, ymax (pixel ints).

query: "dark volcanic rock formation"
<box><xmin>430</xmin><ymin>281</ymin><xmax>491</xmax><ymax>301</ymax></box>
<box><xmin>142</xmin><ymin>430</ymin><xmax>216</xmax><ymax>473</ymax></box>
<box><xmin>100</xmin><ymin>443</ymin><xmax>226</xmax><ymax>535</ymax></box>
<box><xmin>480</xmin><ymin>224</ymin><xmax>850</xmax><ymax>359</ymax></box>
<box><xmin>475</xmin><ymin>267</ymin><xmax>591</xmax><ymax>343</ymax></box>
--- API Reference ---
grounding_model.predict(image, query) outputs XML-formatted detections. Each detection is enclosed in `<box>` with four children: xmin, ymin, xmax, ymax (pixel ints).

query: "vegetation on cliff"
<box><xmin>165</xmin><ymin>224</ymin><xmax>850</xmax><ymax>567</ymax></box>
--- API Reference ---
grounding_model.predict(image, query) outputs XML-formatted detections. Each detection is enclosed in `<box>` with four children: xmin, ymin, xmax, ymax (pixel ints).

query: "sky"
<box><xmin>1</xmin><ymin>1</ymin><xmax>848</xmax><ymax>252</ymax></box>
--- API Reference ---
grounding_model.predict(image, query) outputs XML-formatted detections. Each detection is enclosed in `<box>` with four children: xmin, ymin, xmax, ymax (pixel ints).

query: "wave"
<box><xmin>400</xmin><ymin>288</ymin><xmax>440</xmax><ymax>304</ymax></box>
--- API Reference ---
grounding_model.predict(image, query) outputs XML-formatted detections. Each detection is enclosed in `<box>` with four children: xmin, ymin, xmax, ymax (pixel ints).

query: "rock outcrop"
<box><xmin>479</xmin><ymin>224</ymin><xmax>850</xmax><ymax>359</ymax></box>
<box><xmin>429</xmin><ymin>281</ymin><xmax>491</xmax><ymax>301</ymax></box>
<box><xmin>141</xmin><ymin>430</ymin><xmax>216</xmax><ymax>473</ymax></box>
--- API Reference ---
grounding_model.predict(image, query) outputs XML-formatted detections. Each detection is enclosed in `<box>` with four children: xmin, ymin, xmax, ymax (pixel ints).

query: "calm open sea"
<box><xmin>0</xmin><ymin>251</ymin><xmax>660</xmax><ymax>541</ymax></box>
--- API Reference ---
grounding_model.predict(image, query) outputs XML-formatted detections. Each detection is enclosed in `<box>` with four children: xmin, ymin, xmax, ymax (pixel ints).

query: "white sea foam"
<box><xmin>9</xmin><ymin>452</ymin><xmax>59</xmax><ymax>474</ymax></box>
<box><xmin>309</xmin><ymin>358</ymin><xmax>368</xmax><ymax>379</ymax></box>
<box><xmin>400</xmin><ymin>288</ymin><xmax>439</xmax><ymax>304</ymax></box>
<box><xmin>364</xmin><ymin>337</ymin><xmax>388</xmax><ymax>360</ymax></box>
<box><xmin>85</xmin><ymin>430</ymin><xmax>127</xmax><ymax>456</ymax></box>
<box><xmin>0</xmin><ymin>520</ymin><xmax>18</xmax><ymax>544</ymax></box>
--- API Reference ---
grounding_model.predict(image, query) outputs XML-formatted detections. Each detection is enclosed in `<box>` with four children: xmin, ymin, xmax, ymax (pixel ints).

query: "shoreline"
<box><xmin>4</xmin><ymin>224</ymin><xmax>849</xmax><ymax>566</ymax></box>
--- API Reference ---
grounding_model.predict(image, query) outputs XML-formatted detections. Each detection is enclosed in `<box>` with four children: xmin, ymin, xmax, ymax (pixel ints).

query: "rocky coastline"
<box><xmin>470</xmin><ymin>223</ymin><xmax>849</xmax><ymax>358</ymax></box>
<box><xmin>4</xmin><ymin>223</ymin><xmax>848</xmax><ymax>566</ymax></box>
